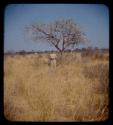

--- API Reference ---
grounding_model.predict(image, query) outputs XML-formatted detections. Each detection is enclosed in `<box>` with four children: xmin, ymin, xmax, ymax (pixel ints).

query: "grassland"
<box><xmin>4</xmin><ymin>52</ymin><xmax>109</xmax><ymax>121</ymax></box>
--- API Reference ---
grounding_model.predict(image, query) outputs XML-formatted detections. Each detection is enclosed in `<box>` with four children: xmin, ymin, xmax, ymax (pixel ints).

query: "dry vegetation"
<box><xmin>4</xmin><ymin>51</ymin><xmax>109</xmax><ymax>121</ymax></box>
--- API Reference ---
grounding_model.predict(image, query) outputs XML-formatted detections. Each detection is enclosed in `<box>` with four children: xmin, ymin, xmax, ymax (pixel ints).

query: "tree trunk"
<box><xmin>60</xmin><ymin>51</ymin><xmax>63</xmax><ymax>64</ymax></box>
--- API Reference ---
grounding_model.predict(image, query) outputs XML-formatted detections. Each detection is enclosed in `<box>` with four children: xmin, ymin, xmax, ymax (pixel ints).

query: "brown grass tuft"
<box><xmin>4</xmin><ymin>52</ymin><xmax>109</xmax><ymax>121</ymax></box>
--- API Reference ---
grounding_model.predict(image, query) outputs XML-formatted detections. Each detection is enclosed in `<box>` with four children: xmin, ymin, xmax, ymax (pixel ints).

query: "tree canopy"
<box><xmin>25</xmin><ymin>19</ymin><xmax>88</xmax><ymax>55</ymax></box>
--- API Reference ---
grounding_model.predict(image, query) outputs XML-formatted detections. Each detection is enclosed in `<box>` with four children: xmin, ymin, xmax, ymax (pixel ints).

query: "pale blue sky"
<box><xmin>4</xmin><ymin>4</ymin><xmax>109</xmax><ymax>52</ymax></box>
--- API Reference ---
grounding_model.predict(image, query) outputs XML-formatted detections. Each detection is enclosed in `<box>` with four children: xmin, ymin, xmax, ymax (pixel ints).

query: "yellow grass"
<box><xmin>4</xmin><ymin>52</ymin><xmax>109</xmax><ymax>121</ymax></box>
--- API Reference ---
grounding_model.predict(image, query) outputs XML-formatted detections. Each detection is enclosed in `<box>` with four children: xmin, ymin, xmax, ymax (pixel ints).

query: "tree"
<box><xmin>25</xmin><ymin>19</ymin><xmax>88</xmax><ymax>56</ymax></box>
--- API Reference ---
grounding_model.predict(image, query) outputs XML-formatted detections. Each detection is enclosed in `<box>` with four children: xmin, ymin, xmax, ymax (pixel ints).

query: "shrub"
<box><xmin>83</xmin><ymin>64</ymin><xmax>100</xmax><ymax>79</ymax></box>
<box><xmin>98</xmin><ymin>64</ymin><xmax>109</xmax><ymax>93</ymax></box>
<box><xmin>83</xmin><ymin>63</ymin><xmax>109</xmax><ymax>94</ymax></box>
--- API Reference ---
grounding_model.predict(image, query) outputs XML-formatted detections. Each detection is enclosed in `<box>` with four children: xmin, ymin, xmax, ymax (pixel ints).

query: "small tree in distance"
<box><xmin>25</xmin><ymin>19</ymin><xmax>88</xmax><ymax>56</ymax></box>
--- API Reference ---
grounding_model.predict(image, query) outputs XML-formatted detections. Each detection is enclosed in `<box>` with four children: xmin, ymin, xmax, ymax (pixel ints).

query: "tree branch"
<box><xmin>26</xmin><ymin>19</ymin><xmax>88</xmax><ymax>54</ymax></box>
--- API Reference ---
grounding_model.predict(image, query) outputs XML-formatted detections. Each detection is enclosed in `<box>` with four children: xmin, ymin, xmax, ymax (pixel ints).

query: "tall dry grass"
<box><xmin>4</xmin><ymin>52</ymin><xmax>109</xmax><ymax>121</ymax></box>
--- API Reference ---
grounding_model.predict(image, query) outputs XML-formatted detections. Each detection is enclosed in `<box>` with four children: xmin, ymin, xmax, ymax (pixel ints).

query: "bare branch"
<box><xmin>25</xmin><ymin>19</ymin><xmax>89</xmax><ymax>54</ymax></box>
